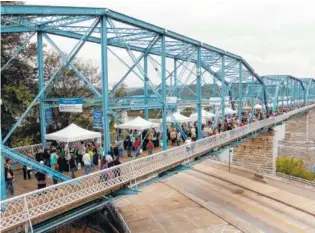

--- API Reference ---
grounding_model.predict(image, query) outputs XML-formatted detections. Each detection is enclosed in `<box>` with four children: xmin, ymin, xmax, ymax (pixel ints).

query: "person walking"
<box><xmin>117</xmin><ymin>138</ymin><xmax>124</xmax><ymax>157</ymax></box>
<box><xmin>82</xmin><ymin>149</ymin><xmax>92</xmax><ymax>175</ymax></box>
<box><xmin>185</xmin><ymin>137</ymin><xmax>192</xmax><ymax>155</ymax></box>
<box><xmin>170</xmin><ymin>129</ymin><xmax>177</xmax><ymax>146</ymax></box>
<box><xmin>50</xmin><ymin>149</ymin><xmax>59</xmax><ymax>184</ymax></box>
<box><xmin>35</xmin><ymin>161</ymin><xmax>46</xmax><ymax>189</ymax></box>
<box><xmin>134</xmin><ymin>137</ymin><xmax>140</xmax><ymax>157</ymax></box>
<box><xmin>23</xmin><ymin>151</ymin><xmax>32</xmax><ymax>180</ymax></box>
<box><xmin>92</xmin><ymin>148</ymin><xmax>99</xmax><ymax>167</ymax></box>
<box><xmin>125</xmin><ymin>135</ymin><xmax>132</xmax><ymax>157</ymax></box>
<box><xmin>100</xmin><ymin>157</ymin><xmax>108</xmax><ymax>170</ymax></box>
<box><xmin>69</xmin><ymin>155</ymin><xmax>77</xmax><ymax>178</ymax></box>
<box><xmin>147</xmin><ymin>140</ymin><xmax>154</xmax><ymax>155</ymax></box>
<box><xmin>5</xmin><ymin>162</ymin><xmax>14</xmax><ymax>196</ymax></box>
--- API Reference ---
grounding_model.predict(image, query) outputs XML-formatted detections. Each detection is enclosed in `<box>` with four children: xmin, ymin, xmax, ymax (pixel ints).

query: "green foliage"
<box><xmin>276</xmin><ymin>157</ymin><xmax>315</xmax><ymax>181</ymax></box>
<box><xmin>11</xmin><ymin>136</ymin><xmax>34</xmax><ymax>148</ymax></box>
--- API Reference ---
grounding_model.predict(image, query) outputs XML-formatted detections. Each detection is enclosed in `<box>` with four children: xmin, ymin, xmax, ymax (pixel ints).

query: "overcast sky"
<box><xmin>25</xmin><ymin>0</ymin><xmax>315</xmax><ymax>87</ymax></box>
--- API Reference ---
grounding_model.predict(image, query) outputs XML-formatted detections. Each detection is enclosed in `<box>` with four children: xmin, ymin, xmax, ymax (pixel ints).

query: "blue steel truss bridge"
<box><xmin>1</xmin><ymin>4</ymin><xmax>315</xmax><ymax>232</ymax></box>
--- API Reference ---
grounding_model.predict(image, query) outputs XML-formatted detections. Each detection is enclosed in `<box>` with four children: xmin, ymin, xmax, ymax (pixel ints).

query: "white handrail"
<box><xmin>1</xmin><ymin>104</ymin><xmax>314</xmax><ymax>231</ymax></box>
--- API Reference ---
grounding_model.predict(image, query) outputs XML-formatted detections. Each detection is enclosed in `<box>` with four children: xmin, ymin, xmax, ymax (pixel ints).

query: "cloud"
<box><xmin>24</xmin><ymin>0</ymin><xmax>314</xmax><ymax>84</ymax></box>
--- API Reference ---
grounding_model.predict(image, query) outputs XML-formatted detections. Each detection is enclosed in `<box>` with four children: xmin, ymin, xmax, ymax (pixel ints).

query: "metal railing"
<box><xmin>1</xmin><ymin>103</ymin><xmax>314</xmax><ymax>232</ymax></box>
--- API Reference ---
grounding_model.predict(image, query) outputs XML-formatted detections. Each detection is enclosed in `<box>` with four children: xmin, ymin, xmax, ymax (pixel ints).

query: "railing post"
<box><xmin>130</xmin><ymin>163</ymin><xmax>138</xmax><ymax>190</ymax></box>
<box><xmin>23</xmin><ymin>196</ymin><xmax>33</xmax><ymax>233</ymax></box>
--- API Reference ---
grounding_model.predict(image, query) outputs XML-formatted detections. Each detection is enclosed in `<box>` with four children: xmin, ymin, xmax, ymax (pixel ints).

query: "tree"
<box><xmin>1</xmin><ymin>2</ymin><xmax>39</xmax><ymax>147</ymax></box>
<box><xmin>44</xmin><ymin>51</ymin><xmax>101</xmax><ymax>132</ymax></box>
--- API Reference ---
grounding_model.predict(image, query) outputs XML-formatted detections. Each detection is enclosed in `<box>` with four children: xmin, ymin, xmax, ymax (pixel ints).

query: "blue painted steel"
<box><xmin>238</xmin><ymin>62</ymin><xmax>242</xmax><ymax>120</ymax></box>
<box><xmin>100</xmin><ymin>16</ymin><xmax>111</xmax><ymax>155</ymax></box>
<box><xmin>161</xmin><ymin>35</ymin><xmax>167</xmax><ymax>150</ymax></box>
<box><xmin>173</xmin><ymin>59</ymin><xmax>178</xmax><ymax>112</ymax></box>
<box><xmin>144</xmin><ymin>54</ymin><xmax>149</xmax><ymax>120</ymax></box>
<box><xmin>273</xmin><ymin>84</ymin><xmax>280</xmax><ymax>113</ymax></box>
<box><xmin>109</xmin><ymin>35</ymin><xmax>160</xmax><ymax>97</ymax></box>
<box><xmin>2</xmin><ymin>17</ymin><xmax>100</xmax><ymax>144</ymax></box>
<box><xmin>221</xmin><ymin>56</ymin><xmax>225</xmax><ymax>119</ymax></box>
<box><xmin>2</xmin><ymin>146</ymin><xmax>70</xmax><ymax>181</ymax></box>
<box><xmin>0</xmin><ymin>26</ymin><xmax>37</xmax><ymax>33</ymax></box>
<box><xmin>1</xmin><ymin>32</ymin><xmax>35</xmax><ymax>72</ymax></box>
<box><xmin>37</xmin><ymin>32</ymin><xmax>46</xmax><ymax>148</ymax></box>
<box><xmin>196</xmin><ymin>47</ymin><xmax>202</xmax><ymax>139</ymax></box>
<box><xmin>43</xmin><ymin>33</ymin><xmax>102</xmax><ymax>97</ymax></box>
<box><xmin>0</xmin><ymin>130</ymin><xmax>6</xmax><ymax>200</ymax></box>
<box><xmin>174</xmin><ymin>59</ymin><xmax>178</xmax><ymax>97</ymax></box>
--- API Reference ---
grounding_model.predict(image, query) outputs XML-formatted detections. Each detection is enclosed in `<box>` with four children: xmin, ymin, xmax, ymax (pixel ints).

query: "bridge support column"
<box><xmin>101</xmin><ymin>16</ymin><xmax>111</xmax><ymax>154</ymax></box>
<box><xmin>1</xmin><ymin>130</ymin><xmax>6</xmax><ymax>200</ymax></box>
<box><xmin>161</xmin><ymin>35</ymin><xmax>167</xmax><ymax>150</ymax></box>
<box><xmin>174</xmin><ymin>59</ymin><xmax>178</xmax><ymax>112</ymax></box>
<box><xmin>278</xmin><ymin>109</ymin><xmax>315</xmax><ymax>171</ymax></box>
<box><xmin>196</xmin><ymin>47</ymin><xmax>202</xmax><ymax>139</ymax></box>
<box><xmin>144</xmin><ymin>54</ymin><xmax>149</xmax><ymax>120</ymax></box>
<box><xmin>238</xmin><ymin>61</ymin><xmax>242</xmax><ymax>121</ymax></box>
<box><xmin>37</xmin><ymin>32</ymin><xmax>46</xmax><ymax>148</ymax></box>
<box><xmin>221</xmin><ymin>55</ymin><xmax>225</xmax><ymax>119</ymax></box>
<box><xmin>232</xmin><ymin>130</ymin><xmax>275</xmax><ymax>173</ymax></box>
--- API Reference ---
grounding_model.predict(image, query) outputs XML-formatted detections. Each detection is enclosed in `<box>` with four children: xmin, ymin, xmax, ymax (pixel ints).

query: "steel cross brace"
<box><xmin>148</xmin><ymin>55</ymin><xmax>197</xmax><ymax>97</ymax></box>
<box><xmin>42</xmin><ymin>33</ymin><xmax>102</xmax><ymax>97</ymax></box>
<box><xmin>107</xmin><ymin>19</ymin><xmax>187</xmax><ymax>140</ymax></box>
<box><xmin>1</xmin><ymin>32</ymin><xmax>36</xmax><ymax>72</ymax></box>
<box><xmin>108</xmin><ymin>35</ymin><xmax>161</xmax><ymax>97</ymax></box>
<box><xmin>155</xmin><ymin>47</ymin><xmax>198</xmax><ymax>91</ymax></box>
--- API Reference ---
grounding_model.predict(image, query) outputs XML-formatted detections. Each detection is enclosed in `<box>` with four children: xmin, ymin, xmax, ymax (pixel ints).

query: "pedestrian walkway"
<box><xmin>7</xmin><ymin>143</ymin><xmax>179</xmax><ymax>197</ymax></box>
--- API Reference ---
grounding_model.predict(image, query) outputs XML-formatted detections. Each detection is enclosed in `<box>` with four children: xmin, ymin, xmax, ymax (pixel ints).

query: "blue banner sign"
<box><xmin>59</xmin><ymin>98</ymin><xmax>83</xmax><ymax>113</ymax></box>
<box><xmin>93</xmin><ymin>109</ymin><xmax>103</xmax><ymax>129</ymax></box>
<box><xmin>45</xmin><ymin>108</ymin><xmax>53</xmax><ymax>124</ymax></box>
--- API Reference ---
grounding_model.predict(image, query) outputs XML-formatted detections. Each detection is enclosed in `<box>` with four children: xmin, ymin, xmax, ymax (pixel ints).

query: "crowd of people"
<box><xmin>4</xmin><ymin>104</ymin><xmax>306</xmax><ymax>196</ymax></box>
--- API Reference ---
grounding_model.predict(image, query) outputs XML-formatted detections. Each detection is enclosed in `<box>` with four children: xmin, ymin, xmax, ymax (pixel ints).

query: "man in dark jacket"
<box><xmin>5</xmin><ymin>161</ymin><xmax>14</xmax><ymax>196</ymax></box>
<box><xmin>35</xmin><ymin>161</ymin><xmax>47</xmax><ymax>189</ymax></box>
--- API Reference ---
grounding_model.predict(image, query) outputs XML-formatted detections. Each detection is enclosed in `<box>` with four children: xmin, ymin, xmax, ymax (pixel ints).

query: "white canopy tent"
<box><xmin>117</xmin><ymin>116</ymin><xmax>160</xmax><ymax>130</ymax></box>
<box><xmin>224</xmin><ymin>107</ymin><xmax>237</xmax><ymax>115</ymax></box>
<box><xmin>190</xmin><ymin>109</ymin><xmax>215</xmax><ymax>120</ymax></box>
<box><xmin>165</xmin><ymin>112</ymin><xmax>192</xmax><ymax>123</ymax></box>
<box><xmin>46</xmin><ymin>123</ymin><xmax>101</xmax><ymax>143</ymax></box>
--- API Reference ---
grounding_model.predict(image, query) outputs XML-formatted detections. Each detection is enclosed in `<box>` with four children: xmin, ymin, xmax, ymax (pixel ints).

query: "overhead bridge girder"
<box><xmin>2</xmin><ymin>146</ymin><xmax>70</xmax><ymax>181</ymax></box>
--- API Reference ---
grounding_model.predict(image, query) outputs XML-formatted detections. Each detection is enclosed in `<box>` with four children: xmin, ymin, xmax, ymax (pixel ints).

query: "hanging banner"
<box><xmin>59</xmin><ymin>98</ymin><xmax>83</xmax><ymax>113</ymax></box>
<box><xmin>93</xmin><ymin>109</ymin><xmax>103</xmax><ymax>129</ymax></box>
<box><xmin>45</xmin><ymin>108</ymin><xmax>53</xmax><ymax>124</ymax></box>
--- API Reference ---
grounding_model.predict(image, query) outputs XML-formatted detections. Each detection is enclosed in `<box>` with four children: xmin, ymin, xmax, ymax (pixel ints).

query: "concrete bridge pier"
<box><xmin>278</xmin><ymin>109</ymin><xmax>315</xmax><ymax>171</ymax></box>
<box><xmin>231</xmin><ymin>109</ymin><xmax>315</xmax><ymax>173</ymax></box>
